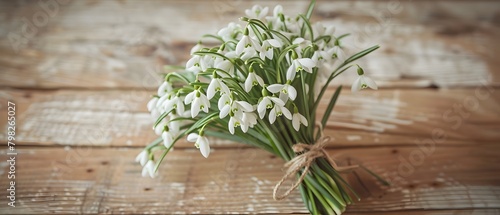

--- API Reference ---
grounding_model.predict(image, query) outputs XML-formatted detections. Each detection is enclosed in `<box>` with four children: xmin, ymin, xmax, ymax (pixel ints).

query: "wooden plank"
<box><xmin>0</xmin><ymin>1</ymin><xmax>499</xmax><ymax>89</ymax></box>
<box><xmin>0</xmin><ymin>145</ymin><xmax>498</xmax><ymax>214</ymax></box>
<box><xmin>1</xmin><ymin>88</ymin><xmax>499</xmax><ymax>147</ymax></box>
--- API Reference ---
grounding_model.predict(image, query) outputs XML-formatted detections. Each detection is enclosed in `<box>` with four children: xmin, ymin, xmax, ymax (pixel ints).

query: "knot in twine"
<box><xmin>273</xmin><ymin>136</ymin><xmax>358</xmax><ymax>201</ymax></box>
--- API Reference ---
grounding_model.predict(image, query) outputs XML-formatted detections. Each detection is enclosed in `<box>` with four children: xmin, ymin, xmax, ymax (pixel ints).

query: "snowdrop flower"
<box><xmin>186</xmin><ymin>55</ymin><xmax>213</xmax><ymax>73</ymax></box>
<box><xmin>269</xmin><ymin>103</ymin><xmax>292</xmax><ymax>124</ymax></box>
<box><xmin>292</xmin><ymin>112</ymin><xmax>308</xmax><ymax>131</ymax></box>
<box><xmin>228</xmin><ymin>113</ymin><xmax>243</xmax><ymax>134</ymax></box>
<box><xmin>154</xmin><ymin>119</ymin><xmax>167</xmax><ymax>135</ymax></box>
<box><xmin>240</xmin><ymin>112</ymin><xmax>258</xmax><ymax>132</ymax></box>
<box><xmin>286</xmin><ymin>58</ymin><xmax>316</xmax><ymax>81</ymax></box>
<box><xmin>257</xmin><ymin>96</ymin><xmax>285</xmax><ymax>119</ymax></box>
<box><xmin>236</xmin><ymin>33</ymin><xmax>261</xmax><ymax>56</ymax></box>
<box><xmin>240</xmin><ymin>46</ymin><xmax>258</xmax><ymax>61</ymax></box>
<box><xmin>147</xmin><ymin>97</ymin><xmax>160</xmax><ymax>118</ymax></box>
<box><xmin>214</xmin><ymin>58</ymin><xmax>235</xmax><ymax>77</ymax></box>
<box><xmin>351</xmin><ymin>66</ymin><xmax>378</xmax><ymax>93</ymax></box>
<box><xmin>135</xmin><ymin>150</ymin><xmax>149</xmax><ymax>166</ymax></box>
<box><xmin>333</xmin><ymin>45</ymin><xmax>347</xmax><ymax>62</ymax></box>
<box><xmin>184</xmin><ymin>89</ymin><xmax>210</xmax><ymax>118</ymax></box>
<box><xmin>292</xmin><ymin>38</ymin><xmax>311</xmax><ymax>58</ymax></box>
<box><xmin>207</xmin><ymin>77</ymin><xmax>230</xmax><ymax>100</ymax></box>
<box><xmin>231</xmin><ymin>100</ymin><xmax>254</xmax><ymax>115</ymax></box>
<box><xmin>245</xmin><ymin>5</ymin><xmax>268</xmax><ymax>19</ymax></box>
<box><xmin>267</xmin><ymin>82</ymin><xmax>297</xmax><ymax>101</ymax></box>
<box><xmin>218</xmin><ymin>94</ymin><xmax>232</xmax><ymax>119</ymax></box>
<box><xmin>142</xmin><ymin>160</ymin><xmax>157</xmax><ymax>178</ymax></box>
<box><xmin>164</xmin><ymin>95</ymin><xmax>185</xmax><ymax>115</ymax></box>
<box><xmin>245</xmin><ymin>71</ymin><xmax>265</xmax><ymax>92</ymax></box>
<box><xmin>162</xmin><ymin>130</ymin><xmax>174</xmax><ymax>148</ymax></box>
<box><xmin>157</xmin><ymin>81</ymin><xmax>172</xmax><ymax>97</ymax></box>
<box><xmin>260</xmin><ymin>39</ymin><xmax>281</xmax><ymax>60</ymax></box>
<box><xmin>312</xmin><ymin>47</ymin><xmax>336</xmax><ymax>64</ymax></box>
<box><xmin>266</xmin><ymin>5</ymin><xmax>285</xmax><ymax>30</ymax></box>
<box><xmin>218</xmin><ymin>22</ymin><xmax>242</xmax><ymax>42</ymax></box>
<box><xmin>187</xmin><ymin>133</ymin><xmax>210</xmax><ymax>158</ymax></box>
<box><xmin>190</xmin><ymin>42</ymin><xmax>203</xmax><ymax>54</ymax></box>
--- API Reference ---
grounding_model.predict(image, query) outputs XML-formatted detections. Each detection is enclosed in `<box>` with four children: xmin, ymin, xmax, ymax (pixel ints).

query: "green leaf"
<box><xmin>305</xmin><ymin>0</ymin><xmax>316</xmax><ymax>20</ymax></box>
<box><xmin>360</xmin><ymin>165</ymin><xmax>391</xmax><ymax>186</ymax></box>
<box><xmin>202</xmin><ymin>34</ymin><xmax>224</xmax><ymax>43</ymax></box>
<box><xmin>320</xmin><ymin>86</ymin><xmax>342</xmax><ymax>134</ymax></box>
<box><xmin>298</xmin><ymin>14</ymin><xmax>314</xmax><ymax>41</ymax></box>
<box><xmin>344</xmin><ymin>45</ymin><xmax>380</xmax><ymax>65</ymax></box>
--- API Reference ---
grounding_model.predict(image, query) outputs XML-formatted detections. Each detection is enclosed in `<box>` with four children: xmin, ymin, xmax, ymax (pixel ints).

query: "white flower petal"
<box><xmin>281</xmin><ymin>107</ymin><xmax>292</xmax><ymax>120</ymax></box>
<box><xmin>364</xmin><ymin>76</ymin><xmax>378</xmax><ymax>90</ymax></box>
<box><xmin>300</xmin><ymin>115</ymin><xmax>308</xmax><ymax>126</ymax></box>
<box><xmin>147</xmin><ymin>97</ymin><xmax>158</xmax><ymax>112</ymax></box>
<box><xmin>207</xmin><ymin>79</ymin><xmax>217</xmax><ymax>99</ymax></box>
<box><xmin>269</xmin><ymin>109</ymin><xmax>277</xmax><ymax>124</ymax></box>
<box><xmin>268</xmin><ymin>39</ymin><xmax>281</xmax><ymax>47</ymax></box>
<box><xmin>292</xmin><ymin>114</ymin><xmax>300</xmax><ymax>131</ymax></box>
<box><xmin>351</xmin><ymin>76</ymin><xmax>362</xmax><ymax>93</ymax></box>
<box><xmin>267</xmin><ymin>84</ymin><xmax>284</xmax><ymax>93</ymax></box>
<box><xmin>245</xmin><ymin>74</ymin><xmax>253</xmax><ymax>92</ymax></box>
<box><xmin>191</xmin><ymin>98</ymin><xmax>201</xmax><ymax>118</ymax></box>
<box><xmin>287</xmin><ymin>86</ymin><xmax>297</xmax><ymax>100</ymax></box>
<box><xmin>199</xmin><ymin>137</ymin><xmax>210</xmax><ymax>158</ymax></box>
<box><xmin>187</xmin><ymin>133</ymin><xmax>199</xmax><ymax>142</ymax></box>
<box><xmin>220</xmin><ymin>105</ymin><xmax>230</xmax><ymax>118</ymax></box>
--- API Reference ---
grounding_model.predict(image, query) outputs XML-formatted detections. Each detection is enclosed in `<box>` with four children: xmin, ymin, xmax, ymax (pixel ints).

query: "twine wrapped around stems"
<box><xmin>273</xmin><ymin>136</ymin><xmax>359</xmax><ymax>200</ymax></box>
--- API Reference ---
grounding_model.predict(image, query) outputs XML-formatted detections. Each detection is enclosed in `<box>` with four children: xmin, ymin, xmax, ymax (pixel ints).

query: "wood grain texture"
<box><xmin>0</xmin><ymin>0</ymin><xmax>499</xmax><ymax>89</ymax></box>
<box><xmin>0</xmin><ymin>145</ymin><xmax>498</xmax><ymax>214</ymax></box>
<box><xmin>0</xmin><ymin>88</ymin><xmax>499</xmax><ymax>148</ymax></box>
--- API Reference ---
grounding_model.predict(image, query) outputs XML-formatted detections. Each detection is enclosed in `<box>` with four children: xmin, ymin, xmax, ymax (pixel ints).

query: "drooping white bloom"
<box><xmin>214</xmin><ymin>58</ymin><xmax>235</xmax><ymax>77</ymax></box>
<box><xmin>266</xmin><ymin>5</ymin><xmax>285</xmax><ymax>30</ymax></box>
<box><xmin>187</xmin><ymin>133</ymin><xmax>210</xmax><ymax>158</ymax></box>
<box><xmin>245</xmin><ymin>5</ymin><xmax>269</xmax><ymax>19</ymax></box>
<box><xmin>240</xmin><ymin>112</ymin><xmax>258</xmax><ymax>132</ymax></box>
<box><xmin>236</xmin><ymin>34</ymin><xmax>261</xmax><ymax>56</ymax></box>
<box><xmin>228</xmin><ymin>114</ymin><xmax>242</xmax><ymax>135</ymax></box>
<box><xmin>162</xmin><ymin>131</ymin><xmax>174</xmax><ymax>148</ymax></box>
<box><xmin>135</xmin><ymin>150</ymin><xmax>149</xmax><ymax>166</ymax></box>
<box><xmin>184</xmin><ymin>89</ymin><xmax>211</xmax><ymax>118</ymax></box>
<box><xmin>231</xmin><ymin>100</ymin><xmax>254</xmax><ymax>115</ymax></box>
<box><xmin>218</xmin><ymin>94</ymin><xmax>232</xmax><ymax>119</ymax></box>
<box><xmin>351</xmin><ymin>74</ymin><xmax>378</xmax><ymax>93</ymax></box>
<box><xmin>157</xmin><ymin>81</ymin><xmax>172</xmax><ymax>96</ymax></box>
<box><xmin>186</xmin><ymin>55</ymin><xmax>213</xmax><ymax>73</ymax></box>
<box><xmin>267</xmin><ymin>83</ymin><xmax>297</xmax><ymax>101</ymax></box>
<box><xmin>240</xmin><ymin>46</ymin><xmax>258</xmax><ymax>61</ymax></box>
<box><xmin>218</xmin><ymin>22</ymin><xmax>242</xmax><ymax>42</ymax></box>
<box><xmin>245</xmin><ymin>72</ymin><xmax>265</xmax><ymax>92</ymax></box>
<box><xmin>164</xmin><ymin>95</ymin><xmax>185</xmax><ymax>115</ymax></box>
<box><xmin>207</xmin><ymin>78</ymin><xmax>230</xmax><ymax>100</ymax></box>
<box><xmin>286</xmin><ymin>58</ymin><xmax>316</xmax><ymax>80</ymax></box>
<box><xmin>292</xmin><ymin>38</ymin><xmax>311</xmax><ymax>58</ymax></box>
<box><xmin>190</xmin><ymin>42</ymin><xmax>203</xmax><ymax>54</ymax></box>
<box><xmin>292</xmin><ymin>112</ymin><xmax>308</xmax><ymax>131</ymax></box>
<box><xmin>154</xmin><ymin>119</ymin><xmax>167</xmax><ymax>135</ymax></box>
<box><xmin>333</xmin><ymin>46</ymin><xmax>347</xmax><ymax>62</ymax></box>
<box><xmin>257</xmin><ymin>96</ymin><xmax>285</xmax><ymax>119</ymax></box>
<box><xmin>142</xmin><ymin>160</ymin><xmax>157</xmax><ymax>178</ymax></box>
<box><xmin>260</xmin><ymin>39</ymin><xmax>281</xmax><ymax>60</ymax></box>
<box><xmin>147</xmin><ymin>97</ymin><xmax>160</xmax><ymax>118</ymax></box>
<box><xmin>269</xmin><ymin>104</ymin><xmax>292</xmax><ymax>124</ymax></box>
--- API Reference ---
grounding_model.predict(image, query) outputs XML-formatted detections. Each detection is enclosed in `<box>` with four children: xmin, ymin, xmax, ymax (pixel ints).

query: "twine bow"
<box><xmin>273</xmin><ymin>136</ymin><xmax>359</xmax><ymax>201</ymax></box>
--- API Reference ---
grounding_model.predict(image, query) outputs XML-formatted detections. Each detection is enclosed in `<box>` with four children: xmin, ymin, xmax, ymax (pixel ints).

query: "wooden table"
<box><xmin>0</xmin><ymin>0</ymin><xmax>499</xmax><ymax>214</ymax></box>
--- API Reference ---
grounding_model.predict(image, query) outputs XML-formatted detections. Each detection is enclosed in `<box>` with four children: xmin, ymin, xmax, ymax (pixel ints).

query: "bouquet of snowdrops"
<box><xmin>136</xmin><ymin>1</ymin><xmax>384</xmax><ymax>214</ymax></box>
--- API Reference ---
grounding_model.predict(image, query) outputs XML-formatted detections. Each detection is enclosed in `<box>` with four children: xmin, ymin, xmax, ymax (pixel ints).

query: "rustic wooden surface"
<box><xmin>0</xmin><ymin>0</ymin><xmax>499</xmax><ymax>214</ymax></box>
